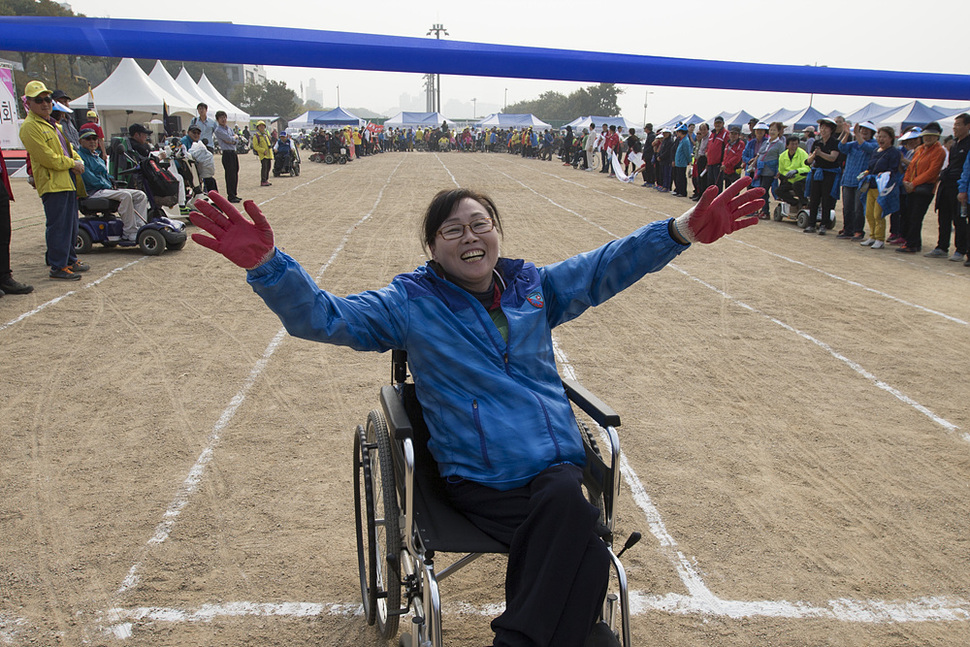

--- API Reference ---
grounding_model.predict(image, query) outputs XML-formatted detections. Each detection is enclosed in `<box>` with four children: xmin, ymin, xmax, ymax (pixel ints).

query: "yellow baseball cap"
<box><xmin>24</xmin><ymin>80</ymin><xmax>51</xmax><ymax>98</ymax></box>
<box><xmin>256</xmin><ymin>120</ymin><xmax>266</xmax><ymax>127</ymax></box>
<box><xmin>87</xmin><ymin>110</ymin><xmax>98</xmax><ymax>118</ymax></box>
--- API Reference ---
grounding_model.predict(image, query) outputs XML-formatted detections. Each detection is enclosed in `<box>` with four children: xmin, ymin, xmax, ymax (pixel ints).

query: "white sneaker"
<box><xmin>871</xmin><ymin>240</ymin><xmax>885</xmax><ymax>249</ymax></box>
<box><xmin>949</xmin><ymin>252</ymin><xmax>966</xmax><ymax>262</ymax></box>
<box><xmin>860</xmin><ymin>238</ymin><xmax>874</xmax><ymax>246</ymax></box>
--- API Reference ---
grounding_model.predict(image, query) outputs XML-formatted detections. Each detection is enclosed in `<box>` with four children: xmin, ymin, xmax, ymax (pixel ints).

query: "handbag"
<box><xmin>912</xmin><ymin>183</ymin><xmax>935</xmax><ymax>196</ymax></box>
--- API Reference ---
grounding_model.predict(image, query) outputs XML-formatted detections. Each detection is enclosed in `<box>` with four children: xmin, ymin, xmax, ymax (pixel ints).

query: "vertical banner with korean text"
<box><xmin>1</xmin><ymin>67</ymin><xmax>23</xmax><ymax>148</ymax></box>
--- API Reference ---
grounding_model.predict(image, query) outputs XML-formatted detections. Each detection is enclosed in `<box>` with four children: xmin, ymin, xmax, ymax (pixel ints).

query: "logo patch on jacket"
<box><xmin>526</xmin><ymin>291</ymin><xmax>544</xmax><ymax>309</ymax></box>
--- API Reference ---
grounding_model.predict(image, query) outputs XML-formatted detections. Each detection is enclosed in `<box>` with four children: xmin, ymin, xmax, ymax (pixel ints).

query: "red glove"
<box><xmin>674</xmin><ymin>175</ymin><xmax>765</xmax><ymax>244</ymax></box>
<box><xmin>190</xmin><ymin>192</ymin><xmax>275</xmax><ymax>270</ymax></box>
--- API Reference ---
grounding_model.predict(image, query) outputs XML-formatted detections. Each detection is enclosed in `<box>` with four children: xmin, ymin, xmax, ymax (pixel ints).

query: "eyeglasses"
<box><xmin>436</xmin><ymin>217</ymin><xmax>494</xmax><ymax>240</ymax></box>
<box><xmin>31</xmin><ymin>96</ymin><xmax>53</xmax><ymax>104</ymax></box>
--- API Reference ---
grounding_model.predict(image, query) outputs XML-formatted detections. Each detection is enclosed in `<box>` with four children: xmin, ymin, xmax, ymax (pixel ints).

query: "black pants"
<box><xmin>692</xmin><ymin>155</ymin><xmax>707</xmax><ymax>196</ymax></box>
<box><xmin>706</xmin><ymin>163</ymin><xmax>722</xmax><ymax>192</ymax></box>
<box><xmin>777</xmin><ymin>177</ymin><xmax>807</xmax><ymax>208</ymax></box>
<box><xmin>260</xmin><ymin>158</ymin><xmax>271</xmax><ymax>183</ymax></box>
<box><xmin>1</xmin><ymin>190</ymin><xmax>11</xmax><ymax>282</ymax></box>
<box><xmin>935</xmin><ymin>183</ymin><xmax>967</xmax><ymax>254</ymax></box>
<box><xmin>901</xmin><ymin>190</ymin><xmax>935</xmax><ymax>251</ymax></box>
<box><xmin>673</xmin><ymin>165</ymin><xmax>688</xmax><ymax>196</ymax></box>
<box><xmin>221</xmin><ymin>150</ymin><xmax>239</xmax><ymax>199</ymax></box>
<box><xmin>445</xmin><ymin>464</ymin><xmax>609</xmax><ymax>647</ymax></box>
<box><xmin>808</xmin><ymin>172</ymin><xmax>837</xmax><ymax>229</ymax></box>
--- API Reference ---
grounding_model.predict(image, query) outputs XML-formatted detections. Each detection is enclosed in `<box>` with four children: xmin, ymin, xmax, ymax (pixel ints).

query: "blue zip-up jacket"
<box><xmin>674</xmin><ymin>136</ymin><xmax>692</xmax><ymax>167</ymax></box>
<box><xmin>77</xmin><ymin>146</ymin><xmax>113</xmax><ymax>193</ymax></box>
<box><xmin>247</xmin><ymin>219</ymin><xmax>688</xmax><ymax>490</ymax></box>
<box><xmin>838</xmin><ymin>138</ymin><xmax>878</xmax><ymax>188</ymax></box>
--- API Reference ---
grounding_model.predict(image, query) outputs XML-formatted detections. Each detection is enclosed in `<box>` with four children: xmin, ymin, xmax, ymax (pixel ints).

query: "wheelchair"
<box><xmin>353</xmin><ymin>350</ymin><xmax>640</xmax><ymax>647</ymax></box>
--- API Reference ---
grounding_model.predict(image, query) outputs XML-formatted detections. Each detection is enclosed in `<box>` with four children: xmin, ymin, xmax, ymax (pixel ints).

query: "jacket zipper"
<box><xmin>471</xmin><ymin>399</ymin><xmax>492</xmax><ymax>468</ymax></box>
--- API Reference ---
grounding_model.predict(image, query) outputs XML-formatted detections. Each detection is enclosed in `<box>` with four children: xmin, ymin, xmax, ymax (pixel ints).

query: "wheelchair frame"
<box><xmin>353</xmin><ymin>349</ymin><xmax>636</xmax><ymax>647</ymax></box>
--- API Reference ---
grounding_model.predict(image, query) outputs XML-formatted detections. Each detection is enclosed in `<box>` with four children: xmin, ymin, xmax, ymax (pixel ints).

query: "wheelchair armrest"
<box><xmin>380</xmin><ymin>385</ymin><xmax>414</xmax><ymax>440</ymax></box>
<box><xmin>562</xmin><ymin>379</ymin><xmax>621</xmax><ymax>428</ymax></box>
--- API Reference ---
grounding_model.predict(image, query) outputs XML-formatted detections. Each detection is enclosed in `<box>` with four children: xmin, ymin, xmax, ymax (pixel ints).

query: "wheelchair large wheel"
<box><xmin>75</xmin><ymin>229</ymin><xmax>93</xmax><ymax>255</ymax></box>
<box><xmin>354</xmin><ymin>424</ymin><xmax>378</xmax><ymax>625</ymax></box>
<box><xmin>365</xmin><ymin>410</ymin><xmax>402</xmax><ymax>638</ymax></box>
<box><xmin>795</xmin><ymin>209</ymin><xmax>811</xmax><ymax>229</ymax></box>
<box><xmin>772</xmin><ymin>204</ymin><xmax>785</xmax><ymax>222</ymax></box>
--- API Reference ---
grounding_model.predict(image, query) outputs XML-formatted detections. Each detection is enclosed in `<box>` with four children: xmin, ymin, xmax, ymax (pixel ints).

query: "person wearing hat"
<box><xmin>886</xmin><ymin>128</ymin><xmax>924</xmax><ymax>244</ymax></box>
<box><xmin>837</xmin><ymin>120</ymin><xmax>878</xmax><ymax>240</ymax></box>
<box><xmin>77</xmin><ymin>127</ymin><xmax>148</xmax><ymax>245</ymax></box>
<box><xmin>19</xmin><ymin>80</ymin><xmax>90</xmax><ymax>280</ymax></box>
<box><xmin>897</xmin><ymin>122</ymin><xmax>946</xmax><ymax>253</ymax></box>
<box><xmin>251</xmin><ymin>121</ymin><xmax>274</xmax><ymax>187</ymax></box>
<box><xmin>184</xmin><ymin>124</ymin><xmax>217</xmax><ymax>194</ymax></box>
<box><xmin>801</xmin><ymin>126</ymin><xmax>816</xmax><ymax>153</ymax></box>
<box><xmin>80</xmin><ymin>110</ymin><xmax>108</xmax><ymax>159</ymax></box>
<box><xmin>857</xmin><ymin>126</ymin><xmax>902</xmax><ymax>249</ymax></box>
<box><xmin>721</xmin><ymin>125</ymin><xmax>746</xmax><ymax>187</ymax></box>
<box><xmin>777</xmin><ymin>134</ymin><xmax>811</xmax><ymax>213</ymax></box>
<box><xmin>0</xmin><ymin>143</ymin><xmax>34</xmax><ymax>296</ymax></box>
<box><xmin>672</xmin><ymin>123</ymin><xmax>692</xmax><ymax>197</ymax></box>
<box><xmin>752</xmin><ymin>122</ymin><xmax>786</xmax><ymax>218</ymax></box>
<box><xmin>742</xmin><ymin>123</ymin><xmax>768</xmax><ymax>177</ymax></box>
<box><xmin>803</xmin><ymin>117</ymin><xmax>842</xmax><ymax>234</ymax></box>
<box><xmin>706</xmin><ymin>116</ymin><xmax>729</xmax><ymax>192</ymax></box>
<box><xmin>924</xmin><ymin>112</ymin><xmax>969</xmax><ymax>262</ymax></box>
<box><xmin>51</xmin><ymin>93</ymin><xmax>81</xmax><ymax>150</ymax></box>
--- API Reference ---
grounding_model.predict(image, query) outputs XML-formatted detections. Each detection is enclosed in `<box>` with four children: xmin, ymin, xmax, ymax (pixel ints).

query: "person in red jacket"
<box><xmin>721</xmin><ymin>126</ymin><xmax>746</xmax><ymax>187</ymax></box>
<box><xmin>707</xmin><ymin>116</ymin><xmax>730</xmax><ymax>191</ymax></box>
<box><xmin>0</xmin><ymin>145</ymin><xmax>35</xmax><ymax>296</ymax></box>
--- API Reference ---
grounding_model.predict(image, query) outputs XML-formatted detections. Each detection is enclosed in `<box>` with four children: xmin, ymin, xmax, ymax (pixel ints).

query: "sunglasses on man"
<box><xmin>31</xmin><ymin>96</ymin><xmax>53</xmax><ymax>104</ymax></box>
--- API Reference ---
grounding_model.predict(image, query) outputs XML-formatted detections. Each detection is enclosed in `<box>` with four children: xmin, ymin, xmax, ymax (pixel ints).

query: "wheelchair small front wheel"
<box><xmin>366</xmin><ymin>409</ymin><xmax>402</xmax><ymax>639</ymax></box>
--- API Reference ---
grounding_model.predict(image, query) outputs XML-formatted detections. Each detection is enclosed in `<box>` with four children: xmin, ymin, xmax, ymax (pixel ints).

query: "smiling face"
<box><xmin>429</xmin><ymin>197</ymin><xmax>501</xmax><ymax>293</ymax></box>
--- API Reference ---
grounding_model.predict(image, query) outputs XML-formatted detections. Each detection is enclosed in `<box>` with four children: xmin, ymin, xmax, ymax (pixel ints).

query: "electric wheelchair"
<box><xmin>353</xmin><ymin>350</ymin><xmax>641</xmax><ymax>647</ymax></box>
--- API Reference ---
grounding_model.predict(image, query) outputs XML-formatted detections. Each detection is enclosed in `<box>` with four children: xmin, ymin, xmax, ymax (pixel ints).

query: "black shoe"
<box><xmin>0</xmin><ymin>277</ymin><xmax>34</xmax><ymax>294</ymax></box>
<box><xmin>50</xmin><ymin>267</ymin><xmax>82</xmax><ymax>281</ymax></box>
<box><xmin>69</xmin><ymin>260</ymin><xmax>90</xmax><ymax>272</ymax></box>
<box><xmin>228</xmin><ymin>196</ymin><xmax>242</xmax><ymax>203</ymax></box>
<box><xmin>803</xmin><ymin>226</ymin><xmax>816</xmax><ymax>233</ymax></box>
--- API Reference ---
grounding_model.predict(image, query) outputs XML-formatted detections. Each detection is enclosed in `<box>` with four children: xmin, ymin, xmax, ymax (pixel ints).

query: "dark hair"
<box><xmin>422</xmin><ymin>188</ymin><xmax>502</xmax><ymax>252</ymax></box>
<box><xmin>215</xmin><ymin>110</ymin><xmax>227</xmax><ymax>120</ymax></box>
<box><xmin>197</xmin><ymin>102</ymin><xmax>208</xmax><ymax>110</ymax></box>
<box><xmin>645</xmin><ymin>123</ymin><xmax>653</xmax><ymax>130</ymax></box>
<box><xmin>878</xmin><ymin>126</ymin><xmax>895</xmax><ymax>144</ymax></box>
<box><xmin>955</xmin><ymin>113</ymin><xmax>970</xmax><ymax>127</ymax></box>
<box><xmin>771</xmin><ymin>121</ymin><xmax>785</xmax><ymax>134</ymax></box>
<box><xmin>785</xmin><ymin>135</ymin><xmax>800</xmax><ymax>145</ymax></box>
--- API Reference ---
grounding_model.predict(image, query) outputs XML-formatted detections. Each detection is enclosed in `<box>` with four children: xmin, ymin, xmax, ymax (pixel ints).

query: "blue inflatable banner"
<box><xmin>1</xmin><ymin>17</ymin><xmax>968</xmax><ymax>100</ymax></box>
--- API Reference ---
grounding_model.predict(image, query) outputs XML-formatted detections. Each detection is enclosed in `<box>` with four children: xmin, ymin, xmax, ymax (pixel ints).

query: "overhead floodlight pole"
<box><xmin>427</xmin><ymin>23</ymin><xmax>448</xmax><ymax>113</ymax></box>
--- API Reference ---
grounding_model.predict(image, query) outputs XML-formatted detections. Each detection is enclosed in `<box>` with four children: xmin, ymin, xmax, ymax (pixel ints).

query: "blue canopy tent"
<box><xmin>475</xmin><ymin>113</ymin><xmax>551</xmax><ymax>129</ymax></box>
<box><xmin>680</xmin><ymin>114</ymin><xmax>707</xmax><ymax>126</ymax></box>
<box><xmin>656</xmin><ymin>114</ymin><xmax>685</xmax><ymax>130</ymax></box>
<box><xmin>720</xmin><ymin>109</ymin><xmax>758</xmax><ymax>128</ymax></box>
<box><xmin>782</xmin><ymin>106</ymin><xmax>830</xmax><ymax>131</ymax></box>
<box><xmin>311</xmin><ymin>107</ymin><xmax>364</xmax><ymax>127</ymax></box>
<box><xmin>842</xmin><ymin>102</ymin><xmax>896</xmax><ymax>123</ymax></box>
<box><xmin>4</xmin><ymin>17</ymin><xmax>967</xmax><ymax>102</ymax></box>
<box><xmin>760</xmin><ymin>107</ymin><xmax>800</xmax><ymax>125</ymax></box>
<box><xmin>875</xmin><ymin>101</ymin><xmax>948</xmax><ymax>132</ymax></box>
<box><xmin>384</xmin><ymin>112</ymin><xmax>449</xmax><ymax>128</ymax></box>
<box><xmin>562</xmin><ymin>115</ymin><xmax>637</xmax><ymax>132</ymax></box>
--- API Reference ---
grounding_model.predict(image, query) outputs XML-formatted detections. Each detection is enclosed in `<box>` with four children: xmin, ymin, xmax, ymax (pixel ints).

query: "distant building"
<box><xmin>224</xmin><ymin>64</ymin><xmax>267</xmax><ymax>89</ymax></box>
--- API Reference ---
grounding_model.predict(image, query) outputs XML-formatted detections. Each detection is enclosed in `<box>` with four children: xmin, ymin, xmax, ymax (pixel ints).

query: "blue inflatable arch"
<box><xmin>1</xmin><ymin>17</ymin><xmax>968</xmax><ymax>100</ymax></box>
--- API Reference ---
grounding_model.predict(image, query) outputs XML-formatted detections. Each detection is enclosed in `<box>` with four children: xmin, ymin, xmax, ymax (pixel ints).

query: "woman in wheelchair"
<box><xmin>189</xmin><ymin>179</ymin><xmax>764</xmax><ymax>647</ymax></box>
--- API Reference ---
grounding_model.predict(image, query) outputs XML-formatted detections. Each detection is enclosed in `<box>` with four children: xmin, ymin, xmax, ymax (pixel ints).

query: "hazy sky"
<box><xmin>67</xmin><ymin>0</ymin><xmax>970</xmax><ymax>123</ymax></box>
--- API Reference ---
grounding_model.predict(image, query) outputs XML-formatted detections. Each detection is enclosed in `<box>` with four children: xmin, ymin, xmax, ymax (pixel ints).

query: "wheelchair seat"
<box><xmin>353</xmin><ymin>349</ymin><xmax>635</xmax><ymax>647</ymax></box>
<box><xmin>78</xmin><ymin>196</ymin><xmax>121</xmax><ymax>217</ymax></box>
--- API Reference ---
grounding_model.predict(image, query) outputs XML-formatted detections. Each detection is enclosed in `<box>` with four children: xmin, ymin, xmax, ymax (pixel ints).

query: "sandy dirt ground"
<box><xmin>1</xmin><ymin>150</ymin><xmax>969</xmax><ymax>647</ymax></box>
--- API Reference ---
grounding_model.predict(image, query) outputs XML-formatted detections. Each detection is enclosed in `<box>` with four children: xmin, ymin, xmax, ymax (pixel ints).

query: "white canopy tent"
<box><xmin>174</xmin><ymin>68</ymin><xmax>232</xmax><ymax>123</ymax></box>
<box><xmin>148</xmin><ymin>61</ymin><xmax>203</xmax><ymax>117</ymax></box>
<box><xmin>68</xmin><ymin>57</ymin><xmax>194</xmax><ymax>138</ymax></box>
<box><xmin>198</xmin><ymin>72</ymin><xmax>250</xmax><ymax>125</ymax></box>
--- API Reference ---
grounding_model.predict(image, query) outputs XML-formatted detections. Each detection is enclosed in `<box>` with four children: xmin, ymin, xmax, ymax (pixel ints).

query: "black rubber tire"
<box><xmin>75</xmin><ymin>229</ymin><xmax>93</xmax><ymax>255</ymax></box>
<box><xmin>324</xmin><ymin>154</ymin><xmax>334</xmax><ymax>164</ymax></box>
<box><xmin>795</xmin><ymin>210</ymin><xmax>810</xmax><ymax>229</ymax></box>
<box><xmin>138</xmin><ymin>229</ymin><xmax>166</xmax><ymax>256</ymax></box>
<box><xmin>772</xmin><ymin>204</ymin><xmax>784</xmax><ymax>222</ymax></box>
<box><xmin>167</xmin><ymin>239</ymin><xmax>186</xmax><ymax>251</ymax></box>
<box><xmin>354</xmin><ymin>424</ymin><xmax>378</xmax><ymax>625</ymax></box>
<box><xmin>366</xmin><ymin>409</ymin><xmax>402</xmax><ymax>639</ymax></box>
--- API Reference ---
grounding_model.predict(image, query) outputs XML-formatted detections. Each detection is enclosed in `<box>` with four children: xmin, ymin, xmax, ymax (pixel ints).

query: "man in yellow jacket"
<box><xmin>251</xmin><ymin>121</ymin><xmax>274</xmax><ymax>187</ymax></box>
<box><xmin>19</xmin><ymin>80</ymin><xmax>88</xmax><ymax>280</ymax></box>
